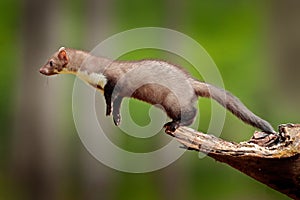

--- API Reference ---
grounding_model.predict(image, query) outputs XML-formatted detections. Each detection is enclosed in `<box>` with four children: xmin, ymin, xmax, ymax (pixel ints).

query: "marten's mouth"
<box><xmin>39</xmin><ymin>67</ymin><xmax>58</xmax><ymax>76</ymax></box>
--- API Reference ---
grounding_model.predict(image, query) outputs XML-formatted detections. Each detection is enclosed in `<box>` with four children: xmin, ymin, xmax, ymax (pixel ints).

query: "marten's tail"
<box><xmin>190</xmin><ymin>79</ymin><xmax>275</xmax><ymax>134</ymax></box>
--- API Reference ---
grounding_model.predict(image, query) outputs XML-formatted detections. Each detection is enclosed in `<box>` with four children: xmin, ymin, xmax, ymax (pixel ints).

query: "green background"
<box><xmin>1</xmin><ymin>0</ymin><xmax>299</xmax><ymax>199</ymax></box>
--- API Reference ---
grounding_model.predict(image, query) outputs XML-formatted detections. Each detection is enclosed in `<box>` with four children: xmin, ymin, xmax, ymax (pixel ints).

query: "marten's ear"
<box><xmin>58</xmin><ymin>47</ymin><xmax>68</xmax><ymax>65</ymax></box>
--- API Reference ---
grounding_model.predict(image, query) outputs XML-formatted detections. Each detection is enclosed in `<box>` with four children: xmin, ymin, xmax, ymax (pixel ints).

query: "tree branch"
<box><xmin>170</xmin><ymin>124</ymin><xmax>300</xmax><ymax>199</ymax></box>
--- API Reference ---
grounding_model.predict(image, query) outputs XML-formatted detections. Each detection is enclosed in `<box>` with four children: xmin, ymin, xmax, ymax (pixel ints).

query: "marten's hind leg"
<box><xmin>164</xmin><ymin>106</ymin><xmax>197</xmax><ymax>134</ymax></box>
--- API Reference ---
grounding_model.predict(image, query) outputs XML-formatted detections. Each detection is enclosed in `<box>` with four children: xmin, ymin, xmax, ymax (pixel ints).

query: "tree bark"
<box><xmin>169</xmin><ymin>124</ymin><xmax>300</xmax><ymax>200</ymax></box>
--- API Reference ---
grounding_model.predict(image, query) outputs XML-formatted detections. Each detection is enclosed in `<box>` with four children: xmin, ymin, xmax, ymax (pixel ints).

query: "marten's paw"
<box><xmin>113</xmin><ymin>113</ymin><xmax>121</xmax><ymax>126</ymax></box>
<box><xmin>164</xmin><ymin>121</ymin><xmax>180</xmax><ymax>135</ymax></box>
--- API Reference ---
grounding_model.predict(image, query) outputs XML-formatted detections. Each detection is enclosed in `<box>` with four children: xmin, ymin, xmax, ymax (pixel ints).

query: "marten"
<box><xmin>39</xmin><ymin>47</ymin><xmax>276</xmax><ymax>135</ymax></box>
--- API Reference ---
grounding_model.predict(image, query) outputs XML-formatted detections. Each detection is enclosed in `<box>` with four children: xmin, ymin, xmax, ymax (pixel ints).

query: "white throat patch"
<box><xmin>77</xmin><ymin>70</ymin><xmax>107</xmax><ymax>90</ymax></box>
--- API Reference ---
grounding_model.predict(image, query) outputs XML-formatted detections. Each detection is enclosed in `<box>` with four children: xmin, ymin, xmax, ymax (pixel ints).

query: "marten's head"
<box><xmin>39</xmin><ymin>47</ymin><xmax>72</xmax><ymax>76</ymax></box>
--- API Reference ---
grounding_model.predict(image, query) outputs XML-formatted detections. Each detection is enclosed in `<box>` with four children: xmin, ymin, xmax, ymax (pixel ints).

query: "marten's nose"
<box><xmin>39</xmin><ymin>67</ymin><xmax>48</xmax><ymax>75</ymax></box>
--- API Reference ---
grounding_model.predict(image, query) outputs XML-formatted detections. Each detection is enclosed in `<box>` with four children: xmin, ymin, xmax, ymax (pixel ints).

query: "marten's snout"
<box><xmin>39</xmin><ymin>67</ymin><xmax>48</xmax><ymax>75</ymax></box>
<box><xmin>39</xmin><ymin>66</ymin><xmax>57</xmax><ymax>76</ymax></box>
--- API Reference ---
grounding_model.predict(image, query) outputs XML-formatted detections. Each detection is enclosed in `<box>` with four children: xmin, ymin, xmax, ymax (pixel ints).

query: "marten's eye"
<box><xmin>49</xmin><ymin>61</ymin><xmax>54</xmax><ymax>67</ymax></box>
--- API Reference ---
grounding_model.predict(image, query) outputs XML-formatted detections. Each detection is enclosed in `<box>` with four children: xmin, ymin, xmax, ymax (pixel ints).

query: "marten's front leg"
<box><xmin>104</xmin><ymin>80</ymin><xmax>116</xmax><ymax>116</ymax></box>
<box><xmin>112</xmin><ymin>96</ymin><xmax>123</xmax><ymax>126</ymax></box>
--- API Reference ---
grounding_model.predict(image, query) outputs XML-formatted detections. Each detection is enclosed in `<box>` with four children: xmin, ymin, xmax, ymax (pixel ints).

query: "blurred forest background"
<box><xmin>1</xmin><ymin>0</ymin><xmax>300</xmax><ymax>199</ymax></box>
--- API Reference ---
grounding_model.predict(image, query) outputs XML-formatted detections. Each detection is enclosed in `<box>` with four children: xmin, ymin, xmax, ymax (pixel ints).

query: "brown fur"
<box><xmin>40</xmin><ymin>47</ymin><xmax>275</xmax><ymax>134</ymax></box>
